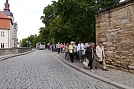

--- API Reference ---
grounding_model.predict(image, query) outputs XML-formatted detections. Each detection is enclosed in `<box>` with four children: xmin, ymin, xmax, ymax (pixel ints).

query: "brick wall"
<box><xmin>95</xmin><ymin>0</ymin><xmax>134</xmax><ymax>72</ymax></box>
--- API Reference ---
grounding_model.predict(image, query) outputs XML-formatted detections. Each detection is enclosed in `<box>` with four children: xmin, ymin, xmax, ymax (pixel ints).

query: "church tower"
<box><xmin>2</xmin><ymin>0</ymin><xmax>18</xmax><ymax>48</ymax></box>
<box><xmin>4</xmin><ymin>0</ymin><xmax>10</xmax><ymax>11</ymax></box>
<box><xmin>2</xmin><ymin>0</ymin><xmax>13</xmax><ymax>17</ymax></box>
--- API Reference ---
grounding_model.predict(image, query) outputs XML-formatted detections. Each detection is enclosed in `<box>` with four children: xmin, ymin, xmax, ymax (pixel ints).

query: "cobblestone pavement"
<box><xmin>57</xmin><ymin>51</ymin><xmax>134</xmax><ymax>88</ymax></box>
<box><xmin>0</xmin><ymin>50</ymin><xmax>119</xmax><ymax>89</ymax></box>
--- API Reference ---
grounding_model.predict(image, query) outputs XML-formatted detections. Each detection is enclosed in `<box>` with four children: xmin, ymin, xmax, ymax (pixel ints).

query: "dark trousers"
<box><xmin>88</xmin><ymin>59</ymin><xmax>93</xmax><ymax>69</ymax></box>
<box><xmin>57</xmin><ymin>48</ymin><xmax>60</xmax><ymax>54</ymax></box>
<box><xmin>74</xmin><ymin>52</ymin><xmax>78</xmax><ymax>59</ymax></box>
<box><xmin>70</xmin><ymin>53</ymin><xmax>74</xmax><ymax>63</ymax></box>
<box><xmin>51</xmin><ymin>46</ymin><xmax>54</xmax><ymax>52</ymax></box>
<box><xmin>99</xmin><ymin>61</ymin><xmax>103</xmax><ymax>65</ymax></box>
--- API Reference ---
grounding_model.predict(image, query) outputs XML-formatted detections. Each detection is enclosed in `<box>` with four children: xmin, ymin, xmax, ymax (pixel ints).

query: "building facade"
<box><xmin>0</xmin><ymin>0</ymin><xmax>18</xmax><ymax>48</ymax></box>
<box><xmin>95</xmin><ymin>0</ymin><xmax>134</xmax><ymax>71</ymax></box>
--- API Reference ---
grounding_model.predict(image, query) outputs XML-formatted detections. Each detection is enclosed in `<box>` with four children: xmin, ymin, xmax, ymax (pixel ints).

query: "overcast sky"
<box><xmin>0</xmin><ymin>0</ymin><xmax>56</xmax><ymax>41</ymax></box>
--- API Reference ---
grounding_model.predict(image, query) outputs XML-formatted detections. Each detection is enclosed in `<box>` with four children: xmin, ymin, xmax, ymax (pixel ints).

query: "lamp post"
<box><xmin>29</xmin><ymin>41</ymin><xmax>31</xmax><ymax>47</ymax></box>
<box><xmin>26</xmin><ymin>40</ymin><xmax>28</xmax><ymax>47</ymax></box>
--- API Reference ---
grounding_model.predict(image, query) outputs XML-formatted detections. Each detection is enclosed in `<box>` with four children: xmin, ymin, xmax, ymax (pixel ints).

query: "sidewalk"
<box><xmin>54</xmin><ymin>52</ymin><xmax>134</xmax><ymax>89</ymax></box>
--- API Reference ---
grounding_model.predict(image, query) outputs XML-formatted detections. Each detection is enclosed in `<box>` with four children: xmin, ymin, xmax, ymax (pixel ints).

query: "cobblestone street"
<box><xmin>0</xmin><ymin>50</ymin><xmax>119</xmax><ymax>89</ymax></box>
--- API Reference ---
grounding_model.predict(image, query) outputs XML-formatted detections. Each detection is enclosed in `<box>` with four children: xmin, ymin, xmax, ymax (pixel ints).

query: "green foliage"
<box><xmin>21</xmin><ymin>0</ymin><xmax>120</xmax><ymax>46</ymax></box>
<box><xmin>39</xmin><ymin>0</ymin><xmax>120</xmax><ymax>43</ymax></box>
<box><xmin>21</xmin><ymin>38</ymin><xmax>28</xmax><ymax>47</ymax></box>
<box><xmin>21</xmin><ymin>34</ymin><xmax>40</xmax><ymax>47</ymax></box>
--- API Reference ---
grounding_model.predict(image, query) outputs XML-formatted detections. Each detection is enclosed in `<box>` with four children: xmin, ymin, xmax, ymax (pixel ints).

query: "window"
<box><xmin>1</xmin><ymin>31</ymin><xmax>2</xmax><ymax>36</ymax></box>
<box><xmin>1</xmin><ymin>43</ymin><xmax>2</xmax><ymax>48</ymax></box>
<box><xmin>2</xmin><ymin>43</ymin><xmax>4</xmax><ymax>48</ymax></box>
<box><xmin>1</xmin><ymin>43</ymin><xmax>4</xmax><ymax>48</ymax></box>
<box><xmin>3</xmin><ymin>31</ymin><xmax>4</xmax><ymax>36</ymax></box>
<box><xmin>1</xmin><ymin>31</ymin><xmax>4</xmax><ymax>37</ymax></box>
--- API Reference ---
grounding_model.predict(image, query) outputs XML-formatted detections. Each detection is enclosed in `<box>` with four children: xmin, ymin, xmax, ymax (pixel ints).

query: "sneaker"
<box><xmin>95</xmin><ymin>67</ymin><xmax>97</xmax><ymax>69</ymax></box>
<box><xmin>90</xmin><ymin>69</ymin><xmax>93</xmax><ymax>72</ymax></box>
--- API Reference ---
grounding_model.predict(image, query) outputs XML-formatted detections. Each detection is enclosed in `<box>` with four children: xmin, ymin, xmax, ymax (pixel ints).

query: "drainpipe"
<box><xmin>8</xmin><ymin>29</ymin><xmax>9</xmax><ymax>48</ymax></box>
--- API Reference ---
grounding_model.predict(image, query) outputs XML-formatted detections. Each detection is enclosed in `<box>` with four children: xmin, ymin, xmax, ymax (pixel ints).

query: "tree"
<box><xmin>21</xmin><ymin>38</ymin><xmax>28</xmax><ymax>47</ymax></box>
<box><xmin>39</xmin><ymin>0</ymin><xmax>120</xmax><ymax>43</ymax></box>
<box><xmin>21</xmin><ymin>34</ymin><xmax>40</xmax><ymax>47</ymax></box>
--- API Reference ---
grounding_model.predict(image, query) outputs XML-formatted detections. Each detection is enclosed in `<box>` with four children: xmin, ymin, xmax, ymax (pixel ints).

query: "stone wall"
<box><xmin>95</xmin><ymin>0</ymin><xmax>134</xmax><ymax>72</ymax></box>
<box><xmin>0</xmin><ymin>47</ymin><xmax>32</xmax><ymax>55</ymax></box>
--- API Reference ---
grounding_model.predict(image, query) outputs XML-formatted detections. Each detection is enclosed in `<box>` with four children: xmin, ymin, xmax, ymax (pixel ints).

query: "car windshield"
<box><xmin>40</xmin><ymin>42</ymin><xmax>45</xmax><ymax>45</ymax></box>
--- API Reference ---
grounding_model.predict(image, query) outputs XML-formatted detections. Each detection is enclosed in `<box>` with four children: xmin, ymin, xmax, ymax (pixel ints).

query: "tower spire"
<box><xmin>4</xmin><ymin>0</ymin><xmax>10</xmax><ymax>11</ymax></box>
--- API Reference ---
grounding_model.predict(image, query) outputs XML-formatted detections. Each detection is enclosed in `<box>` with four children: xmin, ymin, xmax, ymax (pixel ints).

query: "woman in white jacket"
<box><xmin>96</xmin><ymin>42</ymin><xmax>108</xmax><ymax>71</ymax></box>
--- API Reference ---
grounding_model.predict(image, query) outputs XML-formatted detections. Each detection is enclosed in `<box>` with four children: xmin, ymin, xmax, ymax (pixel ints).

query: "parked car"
<box><xmin>36</xmin><ymin>42</ymin><xmax>45</xmax><ymax>50</ymax></box>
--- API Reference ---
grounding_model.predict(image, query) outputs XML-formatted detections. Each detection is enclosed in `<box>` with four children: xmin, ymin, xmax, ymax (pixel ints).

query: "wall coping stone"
<box><xmin>128</xmin><ymin>66</ymin><xmax>134</xmax><ymax>70</ymax></box>
<box><xmin>0</xmin><ymin>47</ymin><xmax>32</xmax><ymax>55</ymax></box>
<box><xmin>95</xmin><ymin>0</ymin><xmax>134</xmax><ymax>16</ymax></box>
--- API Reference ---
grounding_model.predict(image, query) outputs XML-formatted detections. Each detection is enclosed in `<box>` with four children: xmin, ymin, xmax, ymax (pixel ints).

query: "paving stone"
<box><xmin>0</xmin><ymin>50</ymin><xmax>119</xmax><ymax>89</ymax></box>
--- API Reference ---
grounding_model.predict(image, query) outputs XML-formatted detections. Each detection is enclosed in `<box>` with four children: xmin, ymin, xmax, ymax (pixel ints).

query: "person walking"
<box><xmin>85</xmin><ymin>40</ymin><xmax>91</xmax><ymax>48</ymax></box>
<box><xmin>62</xmin><ymin>43</ymin><xmax>66</xmax><ymax>53</ymax></box>
<box><xmin>96</xmin><ymin>42</ymin><xmax>108</xmax><ymax>71</ymax></box>
<box><xmin>73</xmin><ymin>42</ymin><xmax>78</xmax><ymax>60</ymax></box>
<box><xmin>77</xmin><ymin>40</ymin><xmax>85</xmax><ymax>61</ymax></box>
<box><xmin>85</xmin><ymin>43</ymin><xmax>95</xmax><ymax>71</ymax></box>
<box><xmin>56</xmin><ymin>42</ymin><xmax>61</xmax><ymax>54</ymax></box>
<box><xmin>84</xmin><ymin>40</ymin><xmax>91</xmax><ymax>61</ymax></box>
<box><xmin>64</xmin><ymin>43</ymin><xmax>70</xmax><ymax>60</ymax></box>
<box><xmin>69</xmin><ymin>41</ymin><xmax>75</xmax><ymax>63</ymax></box>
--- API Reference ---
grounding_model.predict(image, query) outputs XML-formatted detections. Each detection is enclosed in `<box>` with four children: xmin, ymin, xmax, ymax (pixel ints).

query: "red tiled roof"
<box><xmin>0</xmin><ymin>10</ymin><xmax>11</xmax><ymax>29</ymax></box>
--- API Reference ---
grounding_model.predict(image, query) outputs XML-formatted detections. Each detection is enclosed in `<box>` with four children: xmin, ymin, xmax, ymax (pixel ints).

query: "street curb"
<box><xmin>54</xmin><ymin>53</ymin><xmax>134</xmax><ymax>89</ymax></box>
<box><xmin>0</xmin><ymin>49</ymin><xmax>36</xmax><ymax>61</ymax></box>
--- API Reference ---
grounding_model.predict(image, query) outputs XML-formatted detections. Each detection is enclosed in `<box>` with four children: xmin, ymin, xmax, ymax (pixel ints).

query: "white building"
<box><xmin>0</xmin><ymin>0</ymin><xmax>18</xmax><ymax>48</ymax></box>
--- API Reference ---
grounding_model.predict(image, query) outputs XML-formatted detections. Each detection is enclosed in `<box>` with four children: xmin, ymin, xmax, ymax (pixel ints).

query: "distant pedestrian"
<box><xmin>77</xmin><ymin>40</ymin><xmax>85</xmax><ymax>61</ymax></box>
<box><xmin>84</xmin><ymin>40</ymin><xmax>91</xmax><ymax>61</ymax></box>
<box><xmin>85</xmin><ymin>42</ymin><xmax>95</xmax><ymax>71</ymax></box>
<box><xmin>47</xmin><ymin>42</ymin><xmax>50</xmax><ymax>50</ymax></box>
<box><xmin>85</xmin><ymin>40</ymin><xmax>91</xmax><ymax>48</ymax></box>
<box><xmin>73</xmin><ymin>42</ymin><xmax>78</xmax><ymax>60</ymax></box>
<box><xmin>69</xmin><ymin>41</ymin><xmax>75</xmax><ymax>63</ymax></box>
<box><xmin>56</xmin><ymin>42</ymin><xmax>61</xmax><ymax>54</ymax></box>
<box><xmin>64</xmin><ymin>43</ymin><xmax>70</xmax><ymax>60</ymax></box>
<box><xmin>96</xmin><ymin>42</ymin><xmax>108</xmax><ymax>71</ymax></box>
<box><xmin>61</xmin><ymin>43</ymin><xmax>66</xmax><ymax>53</ymax></box>
<box><xmin>51</xmin><ymin>44</ymin><xmax>55</xmax><ymax>52</ymax></box>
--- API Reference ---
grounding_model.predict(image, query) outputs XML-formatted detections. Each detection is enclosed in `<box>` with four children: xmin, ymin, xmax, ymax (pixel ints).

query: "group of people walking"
<box><xmin>54</xmin><ymin>40</ymin><xmax>108</xmax><ymax>71</ymax></box>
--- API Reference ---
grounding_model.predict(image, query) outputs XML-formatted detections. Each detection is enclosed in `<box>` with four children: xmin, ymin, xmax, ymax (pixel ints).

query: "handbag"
<box><xmin>83</xmin><ymin>58</ymin><xmax>89</xmax><ymax>67</ymax></box>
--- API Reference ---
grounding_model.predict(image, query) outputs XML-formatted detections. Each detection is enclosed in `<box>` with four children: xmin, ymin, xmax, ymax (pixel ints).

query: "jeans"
<box><xmin>57</xmin><ymin>48</ymin><xmax>60</xmax><ymax>54</ymax></box>
<box><xmin>65</xmin><ymin>52</ymin><xmax>70</xmax><ymax>60</ymax></box>
<box><xmin>78</xmin><ymin>50</ymin><xmax>84</xmax><ymax>61</ymax></box>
